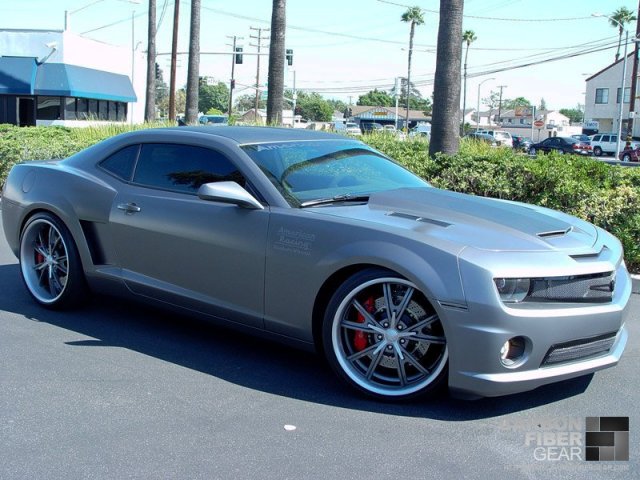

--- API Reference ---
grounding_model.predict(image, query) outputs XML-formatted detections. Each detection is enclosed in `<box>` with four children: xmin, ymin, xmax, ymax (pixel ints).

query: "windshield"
<box><xmin>241</xmin><ymin>140</ymin><xmax>428</xmax><ymax>206</ymax></box>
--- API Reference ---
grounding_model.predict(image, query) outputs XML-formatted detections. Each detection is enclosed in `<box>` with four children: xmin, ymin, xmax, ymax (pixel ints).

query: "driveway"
<box><xmin>0</xmin><ymin>217</ymin><xmax>637</xmax><ymax>480</ymax></box>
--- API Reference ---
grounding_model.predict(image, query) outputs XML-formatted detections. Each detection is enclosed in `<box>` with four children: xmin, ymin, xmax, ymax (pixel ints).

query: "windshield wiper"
<box><xmin>300</xmin><ymin>193</ymin><xmax>370</xmax><ymax>208</ymax></box>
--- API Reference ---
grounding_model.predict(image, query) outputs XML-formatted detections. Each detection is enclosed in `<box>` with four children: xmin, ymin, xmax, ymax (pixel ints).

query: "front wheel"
<box><xmin>622</xmin><ymin>153</ymin><xmax>631</xmax><ymax>162</ymax></box>
<box><xmin>19</xmin><ymin>213</ymin><xmax>87</xmax><ymax>309</ymax></box>
<box><xmin>529</xmin><ymin>147</ymin><xmax>536</xmax><ymax>155</ymax></box>
<box><xmin>322</xmin><ymin>269</ymin><xmax>448</xmax><ymax>400</ymax></box>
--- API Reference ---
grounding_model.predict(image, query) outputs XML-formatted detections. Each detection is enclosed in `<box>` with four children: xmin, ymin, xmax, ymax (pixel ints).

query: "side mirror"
<box><xmin>197</xmin><ymin>181</ymin><xmax>264</xmax><ymax>210</ymax></box>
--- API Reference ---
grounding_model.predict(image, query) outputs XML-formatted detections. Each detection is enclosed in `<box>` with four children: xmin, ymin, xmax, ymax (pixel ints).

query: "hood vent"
<box><xmin>538</xmin><ymin>227</ymin><xmax>572</xmax><ymax>238</ymax></box>
<box><xmin>388</xmin><ymin>212</ymin><xmax>451</xmax><ymax>227</ymax></box>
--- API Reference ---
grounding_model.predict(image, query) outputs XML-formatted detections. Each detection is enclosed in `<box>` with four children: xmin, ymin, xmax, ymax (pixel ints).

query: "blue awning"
<box><xmin>35</xmin><ymin>63</ymin><xmax>136</xmax><ymax>102</ymax></box>
<box><xmin>0</xmin><ymin>57</ymin><xmax>38</xmax><ymax>95</ymax></box>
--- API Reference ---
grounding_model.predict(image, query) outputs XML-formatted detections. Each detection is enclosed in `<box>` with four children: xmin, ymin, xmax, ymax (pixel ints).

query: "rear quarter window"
<box><xmin>99</xmin><ymin>145</ymin><xmax>140</xmax><ymax>181</ymax></box>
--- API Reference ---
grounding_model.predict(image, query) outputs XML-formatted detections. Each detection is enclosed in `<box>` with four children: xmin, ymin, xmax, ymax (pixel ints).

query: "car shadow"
<box><xmin>0</xmin><ymin>263</ymin><xmax>593</xmax><ymax>420</ymax></box>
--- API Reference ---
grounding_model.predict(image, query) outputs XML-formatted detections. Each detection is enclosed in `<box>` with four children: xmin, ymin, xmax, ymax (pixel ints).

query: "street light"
<box><xmin>592</xmin><ymin>13</ymin><xmax>628</xmax><ymax>160</ymax></box>
<box><xmin>476</xmin><ymin>77</ymin><xmax>495</xmax><ymax>132</ymax></box>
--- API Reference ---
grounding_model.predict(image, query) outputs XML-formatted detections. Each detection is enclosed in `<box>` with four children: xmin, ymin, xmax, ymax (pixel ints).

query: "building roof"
<box><xmin>0</xmin><ymin>56</ymin><xmax>136</xmax><ymax>102</ymax></box>
<box><xmin>350</xmin><ymin>105</ymin><xmax>430</xmax><ymax>121</ymax></box>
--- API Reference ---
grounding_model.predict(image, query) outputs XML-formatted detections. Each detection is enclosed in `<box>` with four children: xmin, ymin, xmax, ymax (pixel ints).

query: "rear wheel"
<box><xmin>622</xmin><ymin>153</ymin><xmax>631</xmax><ymax>162</ymax></box>
<box><xmin>323</xmin><ymin>269</ymin><xmax>448</xmax><ymax>400</ymax></box>
<box><xmin>19</xmin><ymin>213</ymin><xmax>87</xmax><ymax>309</ymax></box>
<box><xmin>529</xmin><ymin>147</ymin><xmax>536</xmax><ymax>155</ymax></box>
<box><xmin>594</xmin><ymin>146</ymin><xmax>603</xmax><ymax>156</ymax></box>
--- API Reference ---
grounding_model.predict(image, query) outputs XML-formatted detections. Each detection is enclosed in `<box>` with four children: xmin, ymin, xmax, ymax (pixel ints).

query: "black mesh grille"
<box><xmin>542</xmin><ymin>333</ymin><xmax>617</xmax><ymax>366</ymax></box>
<box><xmin>527</xmin><ymin>272</ymin><xmax>614</xmax><ymax>303</ymax></box>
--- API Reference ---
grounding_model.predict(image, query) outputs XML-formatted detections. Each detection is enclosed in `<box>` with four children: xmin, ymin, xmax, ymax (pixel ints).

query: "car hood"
<box><xmin>310</xmin><ymin>187</ymin><xmax>598</xmax><ymax>253</ymax></box>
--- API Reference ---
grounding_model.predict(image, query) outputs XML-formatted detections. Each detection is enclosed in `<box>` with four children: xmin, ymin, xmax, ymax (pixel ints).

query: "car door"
<box><xmin>540</xmin><ymin>138</ymin><xmax>554</xmax><ymax>153</ymax></box>
<box><xmin>107</xmin><ymin>143</ymin><xmax>269</xmax><ymax>328</ymax></box>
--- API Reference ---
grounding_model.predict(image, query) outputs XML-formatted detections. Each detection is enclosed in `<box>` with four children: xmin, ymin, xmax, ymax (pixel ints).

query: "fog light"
<box><xmin>500</xmin><ymin>336</ymin><xmax>527</xmax><ymax>367</ymax></box>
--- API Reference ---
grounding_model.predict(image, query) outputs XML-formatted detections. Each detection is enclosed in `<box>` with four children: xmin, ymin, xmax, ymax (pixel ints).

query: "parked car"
<box><xmin>360</xmin><ymin>122</ymin><xmax>384</xmax><ymax>133</ymax></box>
<box><xmin>618</xmin><ymin>147</ymin><xmax>640</xmax><ymax>162</ymax></box>
<box><xmin>1</xmin><ymin>127</ymin><xmax>630</xmax><ymax>401</ymax></box>
<box><xmin>571</xmin><ymin>134</ymin><xmax>591</xmax><ymax>145</ymax></box>
<box><xmin>477</xmin><ymin>129</ymin><xmax>513</xmax><ymax>148</ymax></box>
<box><xmin>512</xmin><ymin>135</ymin><xmax>532</xmax><ymax>152</ymax></box>
<box><xmin>588</xmin><ymin>133</ymin><xmax>636</xmax><ymax>156</ymax></box>
<box><xmin>199</xmin><ymin>114</ymin><xmax>228</xmax><ymax>126</ymax></box>
<box><xmin>409</xmin><ymin>124</ymin><xmax>431</xmax><ymax>139</ymax></box>
<box><xmin>528</xmin><ymin>136</ymin><xmax>592</xmax><ymax>156</ymax></box>
<box><xmin>464</xmin><ymin>132</ymin><xmax>499</xmax><ymax>147</ymax></box>
<box><xmin>345</xmin><ymin>122</ymin><xmax>362</xmax><ymax>135</ymax></box>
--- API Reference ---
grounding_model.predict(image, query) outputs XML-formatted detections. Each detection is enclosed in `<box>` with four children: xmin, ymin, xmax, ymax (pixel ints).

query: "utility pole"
<box><xmin>168</xmin><ymin>0</ymin><xmax>179</xmax><ymax>122</ymax></box>
<box><xmin>497</xmin><ymin>85</ymin><xmax>507</xmax><ymax>125</ymax></box>
<box><xmin>226</xmin><ymin>35</ymin><xmax>242</xmax><ymax>117</ymax></box>
<box><xmin>250</xmin><ymin>26</ymin><xmax>270</xmax><ymax>124</ymax></box>
<box><xmin>626</xmin><ymin>2</ymin><xmax>640</xmax><ymax>139</ymax></box>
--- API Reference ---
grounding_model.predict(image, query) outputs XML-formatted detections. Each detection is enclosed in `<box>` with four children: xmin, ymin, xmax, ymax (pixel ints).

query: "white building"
<box><xmin>0</xmin><ymin>28</ymin><xmax>146</xmax><ymax>125</ymax></box>
<box><xmin>584</xmin><ymin>53</ymin><xmax>634</xmax><ymax>136</ymax></box>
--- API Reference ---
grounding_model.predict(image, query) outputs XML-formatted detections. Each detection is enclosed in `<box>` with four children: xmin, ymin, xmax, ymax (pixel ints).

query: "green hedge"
<box><xmin>1</xmin><ymin>125</ymin><xmax>638</xmax><ymax>271</ymax></box>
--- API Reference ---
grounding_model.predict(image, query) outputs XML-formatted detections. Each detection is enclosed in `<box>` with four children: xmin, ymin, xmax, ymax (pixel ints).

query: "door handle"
<box><xmin>117</xmin><ymin>202</ymin><xmax>141</xmax><ymax>214</ymax></box>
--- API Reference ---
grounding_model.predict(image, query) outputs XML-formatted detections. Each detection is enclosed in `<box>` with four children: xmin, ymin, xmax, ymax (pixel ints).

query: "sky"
<box><xmin>1</xmin><ymin>0</ymin><xmax>638</xmax><ymax>111</ymax></box>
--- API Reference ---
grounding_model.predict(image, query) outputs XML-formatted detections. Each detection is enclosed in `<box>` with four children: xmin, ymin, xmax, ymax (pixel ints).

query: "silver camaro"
<box><xmin>1</xmin><ymin>127</ymin><xmax>631</xmax><ymax>400</ymax></box>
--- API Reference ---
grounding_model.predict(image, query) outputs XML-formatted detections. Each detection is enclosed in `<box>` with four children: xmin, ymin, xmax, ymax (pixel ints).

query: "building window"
<box><xmin>98</xmin><ymin>100</ymin><xmax>108</xmax><ymax>120</ymax></box>
<box><xmin>77</xmin><ymin>98</ymin><xmax>89</xmax><ymax>119</ymax></box>
<box><xmin>616</xmin><ymin>87</ymin><xmax>631</xmax><ymax>103</ymax></box>
<box><xmin>108</xmin><ymin>101</ymin><xmax>117</xmax><ymax>121</ymax></box>
<box><xmin>595</xmin><ymin>88</ymin><xmax>609</xmax><ymax>104</ymax></box>
<box><xmin>36</xmin><ymin>96</ymin><xmax>61</xmax><ymax>120</ymax></box>
<box><xmin>64</xmin><ymin>98</ymin><xmax>76</xmax><ymax>120</ymax></box>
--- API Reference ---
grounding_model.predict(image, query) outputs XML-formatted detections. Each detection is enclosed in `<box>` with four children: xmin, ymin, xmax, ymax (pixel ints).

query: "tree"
<box><xmin>429</xmin><ymin>0</ymin><xmax>463</xmax><ymax>156</ymax></box>
<box><xmin>539</xmin><ymin>97</ymin><xmax>547</xmax><ymax>111</ymax></box>
<box><xmin>401</xmin><ymin>6</ymin><xmax>425</xmax><ymax>130</ymax></box>
<box><xmin>501</xmin><ymin>96</ymin><xmax>531</xmax><ymax>110</ymax></box>
<box><xmin>159</xmin><ymin>88</ymin><xmax>186</xmax><ymax>117</ymax></box>
<box><xmin>198</xmin><ymin>80</ymin><xmax>230</xmax><ymax>113</ymax></box>
<box><xmin>559</xmin><ymin>107</ymin><xmax>584</xmax><ymax>124</ymax></box>
<box><xmin>185</xmin><ymin>0</ymin><xmax>201</xmax><ymax>124</ymax></box>
<box><xmin>357</xmin><ymin>89</ymin><xmax>394</xmax><ymax>106</ymax></box>
<box><xmin>155</xmin><ymin>63</ymin><xmax>169</xmax><ymax>118</ymax></box>
<box><xmin>292</xmin><ymin>91</ymin><xmax>333</xmax><ymax>121</ymax></box>
<box><xmin>326</xmin><ymin>98</ymin><xmax>348</xmax><ymax>113</ymax></box>
<box><xmin>267</xmin><ymin>0</ymin><xmax>286</xmax><ymax>125</ymax></box>
<box><xmin>461</xmin><ymin>30</ymin><xmax>476</xmax><ymax>134</ymax></box>
<box><xmin>610</xmin><ymin>7</ymin><xmax>637</xmax><ymax>62</ymax></box>
<box><xmin>483</xmin><ymin>90</ymin><xmax>501</xmax><ymax>123</ymax></box>
<box><xmin>236</xmin><ymin>94</ymin><xmax>266</xmax><ymax>112</ymax></box>
<box><xmin>144</xmin><ymin>0</ymin><xmax>156</xmax><ymax>122</ymax></box>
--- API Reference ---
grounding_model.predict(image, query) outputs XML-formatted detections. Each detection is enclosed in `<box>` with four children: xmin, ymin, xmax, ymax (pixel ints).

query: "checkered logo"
<box><xmin>585</xmin><ymin>417</ymin><xmax>629</xmax><ymax>461</ymax></box>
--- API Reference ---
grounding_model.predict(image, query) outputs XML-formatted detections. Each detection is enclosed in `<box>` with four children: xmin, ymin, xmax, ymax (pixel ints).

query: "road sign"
<box><xmin>533</xmin><ymin>120</ymin><xmax>544</xmax><ymax>128</ymax></box>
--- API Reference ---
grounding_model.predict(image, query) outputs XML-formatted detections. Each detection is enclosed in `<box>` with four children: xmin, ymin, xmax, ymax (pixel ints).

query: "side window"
<box><xmin>132</xmin><ymin>143</ymin><xmax>246</xmax><ymax>193</ymax></box>
<box><xmin>611</xmin><ymin>136</ymin><xmax>617</xmax><ymax>143</ymax></box>
<box><xmin>99</xmin><ymin>145</ymin><xmax>139</xmax><ymax>181</ymax></box>
<box><xmin>602</xmin><ymin>135</ymin><xmax>610</xmax><ymax>142</ymax></box>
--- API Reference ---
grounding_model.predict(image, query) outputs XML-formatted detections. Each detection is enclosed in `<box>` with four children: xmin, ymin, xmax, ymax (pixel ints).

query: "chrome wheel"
<box><xmin>20</xmin><ymin>213</ymin><xmax>86</xmax><ymax>308</ymax></box>
<box><xmin>594</xmin><ymin>147</ymin><xmax>602</xmax><ymax>156</ymax></box>
<box><xmin>324</xmin><ymin>271</ymin><xmax>448</xmax><ymax>399</ymax></box>
<box><xmin>622</xmin><ymin>154</ymin><xmax>631</xmax><ymax>162</ymax></box>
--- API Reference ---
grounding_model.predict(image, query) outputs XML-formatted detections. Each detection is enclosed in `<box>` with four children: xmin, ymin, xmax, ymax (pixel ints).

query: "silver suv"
<box><xmin>588</xmin><ymin>133</ymin><xmax>640</xmax><ymax>156</ymax></box>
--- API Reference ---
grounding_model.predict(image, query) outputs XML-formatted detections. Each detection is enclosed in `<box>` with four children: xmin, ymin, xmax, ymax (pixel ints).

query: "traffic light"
<box><xmin>235</xmin><ymin>47</ymin><xmax>243</xmax><ymax>64</ymax></box>
<box><xmin>230</xmin><ymin>79</ymin><xmax>236</xmax><ymax>89</ymax></box>
<box><xmin>286</xmin><ymin>49</ymin><xmax>293</xmax><ymax>66</ymax></box>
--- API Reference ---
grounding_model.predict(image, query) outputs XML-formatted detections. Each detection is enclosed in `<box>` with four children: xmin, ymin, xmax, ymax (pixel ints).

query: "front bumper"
<box><xmin>443</xmin><ymin>252</ymin><xmax>631</xmax><ymax>399</ymax></box>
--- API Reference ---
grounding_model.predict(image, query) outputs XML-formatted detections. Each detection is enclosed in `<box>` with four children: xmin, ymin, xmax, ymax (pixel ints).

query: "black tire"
<box><xmin>322</xmin><ymin>268</ymin><xmax>448</xmax><ymax>401</ymax></box>
<box><xmin>19</xmin><ymin>212</ymin><xmax>88</xmax><ymax>309</ymax></box>
<box><xmin>622</xmin><ymin>153</ymin><xmax>631</xmax><ymax>162</ymax></box>
<box><xmin>594</xmin><ymin>146</ymin><xmax>603</xmax><ymax>156</ymax></box>
<box><xmin>529</xmin><ymin>147</ymin><xmax>536</xmax><ymax>155</ymax></box>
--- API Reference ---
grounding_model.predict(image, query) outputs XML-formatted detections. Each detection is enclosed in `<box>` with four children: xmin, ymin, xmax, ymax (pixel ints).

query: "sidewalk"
<box><xmin>632</xmin><ymin>274</ymin><xmax>640</xmax><ymax>294</ymax></box>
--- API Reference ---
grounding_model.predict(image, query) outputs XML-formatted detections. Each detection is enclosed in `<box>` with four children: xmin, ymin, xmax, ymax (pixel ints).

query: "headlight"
<box><xmin>494</xmin><ymin>278</ymin><xmax>531</xmax><ymax>303</ymax></box>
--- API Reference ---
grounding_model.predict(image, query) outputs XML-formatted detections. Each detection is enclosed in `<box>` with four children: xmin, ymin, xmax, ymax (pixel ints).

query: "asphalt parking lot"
<box><xmin>0</xmin><ymin>217</ymin><xmax>638</xmax><ymax>480</ymax></box>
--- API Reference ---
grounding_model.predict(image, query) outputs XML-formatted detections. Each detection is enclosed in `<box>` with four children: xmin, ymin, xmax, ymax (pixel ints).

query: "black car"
<box><xmin>528</xmin><ymin>136</ymin><xmax>592</xmax><ymax>156</ymax></box>
<box><xmin>360</xmin><ymin>122</ymin><xmax>384</xmax><ymax>134</ymax></box>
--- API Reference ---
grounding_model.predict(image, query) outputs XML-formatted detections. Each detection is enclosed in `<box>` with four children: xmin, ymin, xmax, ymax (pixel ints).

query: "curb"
<box><xmin>632</xmin><ymin>274</ymin><xmax>640</xmax><ymax>295</ymax></box>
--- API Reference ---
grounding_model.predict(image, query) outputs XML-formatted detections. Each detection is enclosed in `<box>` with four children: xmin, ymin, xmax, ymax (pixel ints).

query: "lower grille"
<box><xmin>542</xmin><ymin>332</ymin><xmax>617</xmax><ymax>366</ymax></box>
<box><xmin>528</xmin><ymin>272</ymin><xmax>614</xmax><ymax>303</ymax></box>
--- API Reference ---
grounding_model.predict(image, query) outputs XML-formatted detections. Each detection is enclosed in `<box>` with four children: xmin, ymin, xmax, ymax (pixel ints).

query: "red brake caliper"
<box><xmin>354</xmin><ymin>296</ymin><xmax>374</xmax><ymax>351</ymax></box>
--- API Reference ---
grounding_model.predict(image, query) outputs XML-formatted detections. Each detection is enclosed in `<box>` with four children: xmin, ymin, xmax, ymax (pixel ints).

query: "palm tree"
<box><xmin>185</xmin><ymin>0</ymin><xmax>201</xmax><ymax>124</ymax></box>
<box><xmin>461</xmin><ymin>29</ymin><xmax>476</xmax><ymax>134</ymax></box>
<box><xmin>267</xmin><ymin>0</ymin><xmax>286</xmax><ymax>125</ymax></box>
<box><xmin>610</xmin><ymin>7</ymin><xmax>636</xmax><ymax>62</ymax></box>
<box><xmin>429</xmin><ymin>0</ymin><xmax>463</xmax><ymax>156</ymax></box>
<box><xmin>401</xmin><ymin>6</ymin><xmax>425</xmax><ymax>131</ymax></box>
<box><xmin>144</xmin><ymin>0</ymin><xmax>156</xmax><ymax>122</ymax></box>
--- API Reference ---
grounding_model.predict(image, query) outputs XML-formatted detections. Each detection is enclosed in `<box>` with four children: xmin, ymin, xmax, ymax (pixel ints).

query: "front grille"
<box><xmin>527</xmin><ymin>272</ymin><xmax>614</xmax><ymax>303</ymax></box>
<box><xmin>542</xmin><ymin>332</ymin><xmax>617</xmax><ymax>366</ymax></box>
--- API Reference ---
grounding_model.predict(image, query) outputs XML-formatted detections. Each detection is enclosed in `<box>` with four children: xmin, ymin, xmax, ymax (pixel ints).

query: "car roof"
<box><xmin>145</xmin><ymin>126</ymin><xmax>350</xmax><ymax>144</ymax></box>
